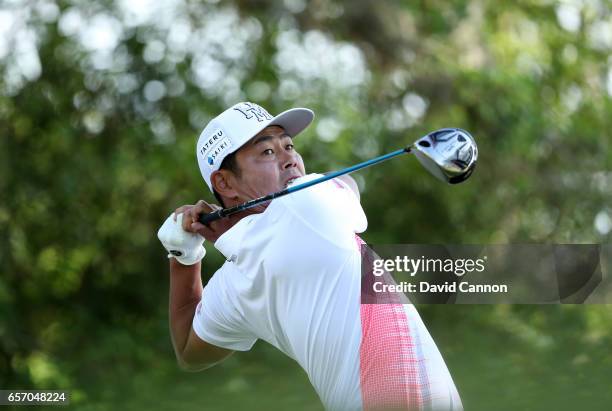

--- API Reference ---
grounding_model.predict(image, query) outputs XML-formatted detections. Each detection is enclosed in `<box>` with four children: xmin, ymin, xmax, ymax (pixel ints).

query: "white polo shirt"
<box><xmin>193</xmin><ymin>174</ymin><xmax>462</xmax><ymax>411</ymax></box>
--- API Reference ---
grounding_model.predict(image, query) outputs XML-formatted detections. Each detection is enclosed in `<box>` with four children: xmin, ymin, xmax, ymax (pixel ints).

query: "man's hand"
<box><xmin>175</xmin><ymin>200</ymin><xmax>262</xmax><ymax>244</ymax></box>
<box><xmin>157</xmin><ymin>213</ymin><xmax>206</xmax><ymax>265</ymax></box>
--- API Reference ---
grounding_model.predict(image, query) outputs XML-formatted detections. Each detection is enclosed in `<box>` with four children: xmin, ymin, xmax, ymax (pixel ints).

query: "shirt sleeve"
<box><xmin>192</xmin><ymin>265</ymin><xmax>258</xmax><ymax>351</ymax></box>
<box><xmin>281</xmin><ymin>173</ymin><xmax>368</xmax><ymax>241</ymax></box>
<box><xmin>331</xmin><ymin>176</ymin><xmax>368</xmax><ymax>233</ymax></box>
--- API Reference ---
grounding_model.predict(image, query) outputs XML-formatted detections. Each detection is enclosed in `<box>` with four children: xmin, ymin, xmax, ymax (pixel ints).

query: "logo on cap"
<box><xmin>233</xmin><ymin>102</ymin><xmax>273</xmax><ymax>122</ymax></box>
<box><xmin>199</xmin><ymin>128</ymin><xmax>233</xmax><ymax>169</ymax></box>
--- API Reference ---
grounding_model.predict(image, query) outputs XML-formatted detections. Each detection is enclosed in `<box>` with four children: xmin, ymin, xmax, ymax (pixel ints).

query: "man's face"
<box><xmin>224</xmin><ymin>126</ymin><xmax>306</xmax><ymax>202</ymax></box>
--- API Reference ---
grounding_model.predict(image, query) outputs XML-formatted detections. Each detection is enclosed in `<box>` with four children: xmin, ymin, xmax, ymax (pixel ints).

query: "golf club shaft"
<box><xmin>199</xmin><ymin>147</ymin><xmax>411</xmax><ymax>225</ymax></box>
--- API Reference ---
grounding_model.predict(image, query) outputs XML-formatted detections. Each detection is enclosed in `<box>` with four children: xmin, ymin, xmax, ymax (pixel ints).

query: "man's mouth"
<box><xmin>284</xmin><ymin>177</ymin><xmax>300</xmax><ymax>188</ymax></box>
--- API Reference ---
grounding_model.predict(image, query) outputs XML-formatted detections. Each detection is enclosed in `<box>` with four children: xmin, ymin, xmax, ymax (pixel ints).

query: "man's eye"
<box><xmin>263</xmin><ymin>149</ymin><xmax>274</xmax><ymax>155</ymax></box>
<box><xmin>286</xmin><ymin>144</ymin><xmax>294</xmax><ymax>150</ymax></box>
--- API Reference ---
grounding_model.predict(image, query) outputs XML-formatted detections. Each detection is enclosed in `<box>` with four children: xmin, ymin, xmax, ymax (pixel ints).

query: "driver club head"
<box><xmin>411</xmin><ymin>128</ymin><xmax>478</xmax><ymax>184</ymax></box>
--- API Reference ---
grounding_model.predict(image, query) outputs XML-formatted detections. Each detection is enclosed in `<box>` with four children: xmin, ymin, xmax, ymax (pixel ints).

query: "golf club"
<box><xmin>199</xmin><ymin>128</ymin><xmax>478</xmax><ymax>225</ymax></box>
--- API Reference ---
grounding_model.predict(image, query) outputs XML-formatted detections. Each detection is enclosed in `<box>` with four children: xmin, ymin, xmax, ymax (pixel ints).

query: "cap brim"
<box><xmin>268</xmin><ymin>108</ymin><xmax>314</xmax><ymax>138</ymax></box>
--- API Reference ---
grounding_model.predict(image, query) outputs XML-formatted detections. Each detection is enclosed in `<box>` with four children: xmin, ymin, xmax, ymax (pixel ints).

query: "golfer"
<box><xmin>157</xmin><ymin>102</ymin><xmax>463</xmax><ymax>411</ymax></box>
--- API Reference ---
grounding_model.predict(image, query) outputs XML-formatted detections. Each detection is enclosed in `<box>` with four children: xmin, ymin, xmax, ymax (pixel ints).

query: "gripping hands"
<box><xmin>157</xmin><ymin>212</ymin><xmax>206</xmax><ymax>266</ymax></box>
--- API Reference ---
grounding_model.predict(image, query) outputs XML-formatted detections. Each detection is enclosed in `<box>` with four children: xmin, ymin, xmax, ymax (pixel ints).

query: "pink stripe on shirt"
<box><xmin>357</xmin><ymin>236</ymin><xmax>430</xmax><ymax>410</ymax></box>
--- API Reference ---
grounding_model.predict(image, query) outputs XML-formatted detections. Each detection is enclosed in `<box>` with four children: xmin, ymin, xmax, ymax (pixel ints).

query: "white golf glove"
<box><xmin>157</xmin><ymin>212</ymin><xmax>206</xmax><ymax>265</ymax></box>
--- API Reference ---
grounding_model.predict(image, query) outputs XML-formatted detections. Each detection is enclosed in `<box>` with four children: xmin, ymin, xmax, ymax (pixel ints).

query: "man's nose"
<box><xmin>281</xmin><ymin>150</ymin><xmax>298</xmax><ymax>169</ymax></box>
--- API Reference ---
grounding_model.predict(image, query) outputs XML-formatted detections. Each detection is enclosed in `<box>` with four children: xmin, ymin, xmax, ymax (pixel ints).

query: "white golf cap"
<box><xmin>196</xmin><ymin>102</ymin><xmax>314</xmax><ymax>192</ymax></box>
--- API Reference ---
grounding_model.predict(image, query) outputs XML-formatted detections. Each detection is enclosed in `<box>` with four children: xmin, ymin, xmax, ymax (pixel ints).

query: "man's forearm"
<box><xmin>168</xmin><ymin>258</ymin><xmax>203</xmax><ymax>361</ymax></box>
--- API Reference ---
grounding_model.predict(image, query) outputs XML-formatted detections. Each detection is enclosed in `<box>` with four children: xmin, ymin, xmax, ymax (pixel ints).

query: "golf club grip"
<box><xmin>198</xmin><ymin>209</ymin><xmax>225</xmax><ymax>225</ymax></box>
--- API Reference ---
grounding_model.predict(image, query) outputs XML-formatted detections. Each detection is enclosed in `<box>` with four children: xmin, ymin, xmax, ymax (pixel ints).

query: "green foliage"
<box><xmin>1</xmin><ymin>0</ymin><xmax>611</xmax><ymax>409</ymax></box>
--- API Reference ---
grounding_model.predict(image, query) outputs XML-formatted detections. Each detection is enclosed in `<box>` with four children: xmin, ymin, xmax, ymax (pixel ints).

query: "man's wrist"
<box><xmin>169</xmin><ymin>257</ymin><xmax>202</xmax><ymax>273</ymax></box>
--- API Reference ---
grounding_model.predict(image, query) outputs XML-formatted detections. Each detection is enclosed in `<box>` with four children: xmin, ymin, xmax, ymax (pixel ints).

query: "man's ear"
<box><xmin>211</xmin><ymin>170</ymin><xmax>238</xmax><ymax>200</ymax></box>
